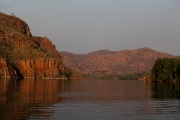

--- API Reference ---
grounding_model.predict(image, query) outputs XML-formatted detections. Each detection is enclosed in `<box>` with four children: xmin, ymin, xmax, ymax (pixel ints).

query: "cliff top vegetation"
<box><xmin>0</xmin><ymin>12</ymin><xmax>59</xmax><ymax>62</ymax></box>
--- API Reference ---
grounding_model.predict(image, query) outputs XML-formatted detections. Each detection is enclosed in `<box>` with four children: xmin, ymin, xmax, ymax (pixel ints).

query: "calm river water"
<box><xmin>0</xmin><ymin>79</ymin><xmax>179</xmax><ymax>120</ymax></box>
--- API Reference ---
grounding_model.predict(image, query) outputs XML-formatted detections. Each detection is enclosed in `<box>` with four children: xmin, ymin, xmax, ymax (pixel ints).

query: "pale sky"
<box><xmin>1</xmin><ymin>0</ymin><xmax>180</xmax><ymax>55</ymax></box>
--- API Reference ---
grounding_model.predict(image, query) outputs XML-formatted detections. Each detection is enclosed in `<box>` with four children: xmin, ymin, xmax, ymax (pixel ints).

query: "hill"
<box><xmin>60</xmin><ymin>47</ymin><xmax>175</xmax><ymax>77</ymax></box>
<box><xmin>0</xmin><ymin>12</ymin><xmax>72</xmax><ymax>79</ymax></box>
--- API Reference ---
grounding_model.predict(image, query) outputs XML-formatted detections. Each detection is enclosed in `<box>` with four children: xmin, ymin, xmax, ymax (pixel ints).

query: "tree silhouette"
<box><xmin>151</xmin><ymin>58</ymin><xmax>180</xmax><ymax>82</ymax></box>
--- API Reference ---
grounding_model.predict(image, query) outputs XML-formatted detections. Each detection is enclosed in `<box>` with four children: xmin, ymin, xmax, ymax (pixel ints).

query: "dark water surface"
<box><xmin>0</xmin><ymin>79</ymin><xmax>179</xmax><ymax>120</ymax></box>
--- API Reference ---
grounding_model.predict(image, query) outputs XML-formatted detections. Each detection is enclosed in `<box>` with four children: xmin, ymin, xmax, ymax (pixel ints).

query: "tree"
<box><xmin>11</xmin><ymin>13</ymin><xmax>15</xmax><ymax>17</ymax></box>
<box><xmin>151</xmin><ymin>58</ymin><xmax>180</xmax><ymax>82</ymax></box>
<box><xmin>177</xmin><ymin>65</ymin><xmax>180</xmax><ymax>79</ymax></box>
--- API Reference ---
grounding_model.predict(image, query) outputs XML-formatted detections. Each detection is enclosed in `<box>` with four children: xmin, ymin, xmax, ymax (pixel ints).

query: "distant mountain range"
<box><xmin>60</xmin><ymin>48</ymin><xmax>176</xmax><ymax>75</ymax></box>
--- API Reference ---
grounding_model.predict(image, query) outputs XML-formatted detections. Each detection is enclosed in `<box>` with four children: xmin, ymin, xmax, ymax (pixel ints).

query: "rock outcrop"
<box><xmin>60</xmin><ymin>48</ymin><xmax>175</xmax><ymax>75</ymax></box>
<box><xmin>0</xmin><ymin>12</ymin><xmax>70</xmax><ymax>79</ymax></box>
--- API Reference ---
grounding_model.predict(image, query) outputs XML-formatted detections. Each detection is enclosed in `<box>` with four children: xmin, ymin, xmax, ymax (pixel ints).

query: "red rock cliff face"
<box><xmin>14</xmin><ymin>59</ymin><xmax>66</xmax><ymax>79</ymax></box>
<box><xmin>32</xmin><ymin>37</ymin><xmax>62</xmax><ymax>59</ymax></box>
<box><xmin>0</xmin><ymin>13</ymin><xmax>31</xmax><ymax>37</ymax></box>
<box><xmin>0</xmin><ymin>59</ymin><xmax>11</xmax><ymax>78</ymax></box>
<box><xmin>0</xmin><ymin>12</ymin><xmax>70</xmax><ymax>79</ymax></box>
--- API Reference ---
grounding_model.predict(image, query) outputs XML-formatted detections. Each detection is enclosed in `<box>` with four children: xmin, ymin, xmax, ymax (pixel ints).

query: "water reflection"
<box><xmin>150</xmin><ymin>81</ymin><xmax>180</xmax><ymax>120</ymax></box>
<box><xmin>0</xmin><ymin>79</ymin><xmax>66</xmax><ymax>120</ymax></box>
<box><xmin>61</xmin><ymin>79</ymin><xmax>153</xmax><ymax>102</ymax></box>
<box><xmin>0</xmin><ymin>79</ymin><xmax>179</xmax><ymax>120</ymax></box>
<box><xmin>150</xmin><ymin>80</ymin><xmax>180</xmax><ymax>99</ymax></box>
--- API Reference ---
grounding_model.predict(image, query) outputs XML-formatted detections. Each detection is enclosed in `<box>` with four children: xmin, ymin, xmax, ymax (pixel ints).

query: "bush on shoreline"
<box><xmin>150</xmin><ymin>58</ymin><xmax>180</xmax><ymax>82</ymax></box>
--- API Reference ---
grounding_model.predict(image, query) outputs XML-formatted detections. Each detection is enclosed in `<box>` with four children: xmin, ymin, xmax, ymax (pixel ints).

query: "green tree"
<box><xmin>65</xmin><ymin>69</ymin><xmax>72</xmax><ymax>79</ymax></box>
<box><xmin>151</xmin><ymin>58</ymin><xmax>180</xmax><ymax>82</ymax></box>
<box><xmin>177</xmin><ymin>65</ymin><xmax>180</xmax><ymax>79</ymax></box>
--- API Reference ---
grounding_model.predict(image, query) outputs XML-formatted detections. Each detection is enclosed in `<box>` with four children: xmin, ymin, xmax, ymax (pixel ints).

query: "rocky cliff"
<box><xmin>60</xmin><ymin>48</ymin><xmax>175</xmax><ymax>75</ymax></box>
<box><xmin>0</xmin><ymin>12</ymin><xmax>71</xmax><ymax>79</ymax></box>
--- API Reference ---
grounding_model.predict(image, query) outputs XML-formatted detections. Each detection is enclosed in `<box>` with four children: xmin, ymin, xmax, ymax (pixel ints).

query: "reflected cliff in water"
<box><xmin>0</xmin><ymin>79</ymin><xmax>66</xmax><ymax>120</ymax></box>
<box><xmin>0</xmin><ymin>79</ymin><xmax>179</xmax><ymax>120</ymax></box>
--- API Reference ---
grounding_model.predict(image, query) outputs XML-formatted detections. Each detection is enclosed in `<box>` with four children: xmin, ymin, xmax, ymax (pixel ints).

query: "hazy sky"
<box><xmin>1</xmin><ymin>0</ymin><xmax>180</xmax><ymax>55</ymax></box>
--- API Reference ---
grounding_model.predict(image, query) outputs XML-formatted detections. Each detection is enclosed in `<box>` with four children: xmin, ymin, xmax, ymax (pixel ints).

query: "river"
<box><xmin>0</xmin><ymin>79</ymin><xmax>179</xmax><ymax>120</ymax></box>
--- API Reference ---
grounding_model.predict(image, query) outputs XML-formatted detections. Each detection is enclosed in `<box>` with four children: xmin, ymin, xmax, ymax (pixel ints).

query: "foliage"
<box><xmin>82</xmin><ymin>74</ymin><xmax>100</xmax><ymax>79</ymax></box>
<box><xmin>151</xmin><ymin>58</ymin><xmax>180</xmax><ymax>82</ymax></box>
<box><xmin>118</xmin><ymin>72</ymin><xmax>146</xmax><ymax>80</ymax></box>
<box><xmin>106</xmin><ymin>72</ymin><xmax>146</xmax><ymax>80</ymax></box>
<box><xmin>65</xmin><ymin>68</ymin><xmax>72</xmax><ymax>79</ymax></box>
<box><xmin>82</xmin><ymin>72</ymin><xmax>146</xmax><ymax>80</ymax></box>
<box><xmin>59</xmin><ymin>68</ymin><xmax>73</xmax><ymax>79</ymax></box>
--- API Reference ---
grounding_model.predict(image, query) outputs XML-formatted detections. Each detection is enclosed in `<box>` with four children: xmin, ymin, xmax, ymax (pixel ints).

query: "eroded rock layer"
<box><xmin>0</xmin><ymin>12</ymin><xmax>70</xmax><ymax>79</ymax></box>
